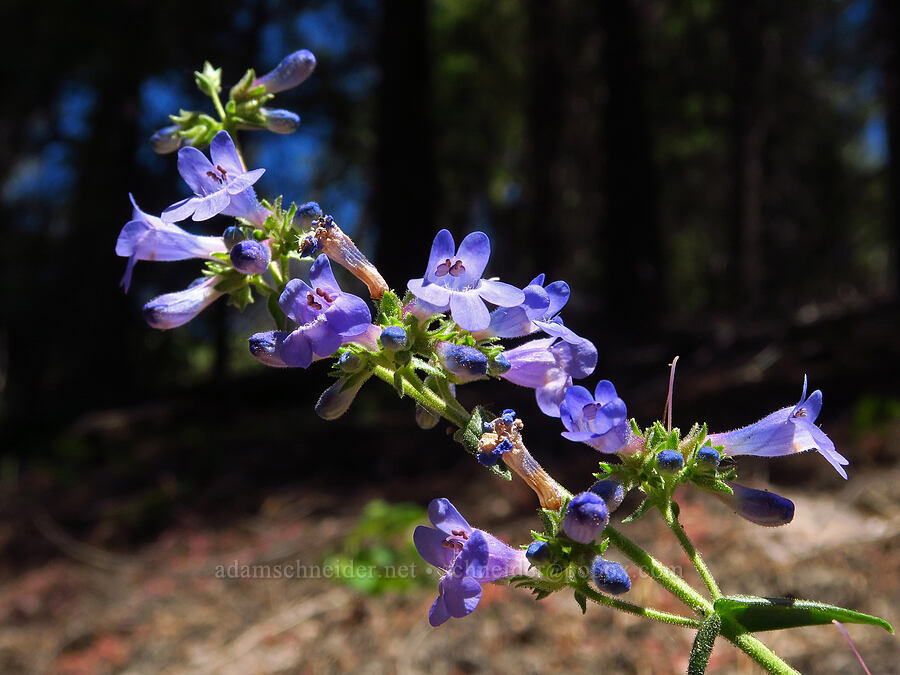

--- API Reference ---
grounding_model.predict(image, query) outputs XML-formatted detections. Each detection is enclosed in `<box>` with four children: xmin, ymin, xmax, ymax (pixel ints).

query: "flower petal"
<box><xmin>544</xmin><ymin>280</ymin><xmax>570</xmax><ymax>317</ymax></box>
<box><xmin>477</xmin><ymin>279</ymin><xmax>526</xmax><ymax>308</ymax></box>
<box><xmin>407</xmin><ymin>278</ymin><xmax>452</xmax><ymax>307</ymax></box>
<box><xmin>279</xmin><ymin>278</ymin><xmax>316</xmax><ymax>324</ymax></box>
<box><xmin>278</xmin><ymin>329</ymin><xmax>314</xmax><ymax>368</ymax></box>
<box><xmin>209</xmin><ymin>130</ymin><xmax>244</xmax><ymax>176</ymax></box>
<box><xmin>414</xmin><ymin>525</ymin><xmax>455</xmax><ymax>570</ymax></box>
<box><xmin>225</xmin><ymin>168</ymin><xmax>266</xmax><ymax>194</ymax></box>
<box><xmin>326</xmin><ymin>293</ymin><xmax>372</xmax><ymax>337</ymax></box>
<box><xmin>161</xmin><ymin>197</ymin><xmax>199</xmax><ymax>223</ymax></box>
<box><xmin>449</xmin><ymin>291</ymin><xmax>490</xmax><ymax>331</ymax></box>
<box><xmin>428</xmin><ymin>593</ymin><xmax>452</xmax><ymax>627</ymax></box>
<box><xmin>309</xmin><ymin>254</ymin><xmax>341</xmax><ymax>295</ymax></box>
<box><xmin>439</xmin><ymin>575</ymin><xmax>482</xmax><ymax>619</ymax></box>
<box><xmin>190</xmin><ymin>189</ymin><xmax>230</xmax><ymax>221</ymax></box>
<box><xmin>550</xmin><ymin>336</ymin><xmax>598</xmax><ymax>379</ymax></box>
<box><xmin>455</xmin><ymin>231</ymin><xmax>491</xmax><ymax>284</ymax></box>
<box><xmin>304</xmin><ymin>320</ymin><xmax>342</xmax><ymax>357</ymax></box>
<box><xmin>423</xmin><ymin>229</ymin><xmax>456</xmax><ymax>283</ymax></box>
<box><xmin>593</xmin><ymin>380</ymin><xmax>619</xmax><ymax>406</ymax></box>
<box><xmin>559</xmin><ymin>385</ymin><xmax>594</xmax><ymax>430</ymax></box>
<box><xmin>535</xmin><ymin>372</ymin><xmax>572</xmax><ymax>418</ymax></box>
<box><xmin>427</xmin><ymin>498</ymin><xmax>472</xmax><ymax>535</ymax></box>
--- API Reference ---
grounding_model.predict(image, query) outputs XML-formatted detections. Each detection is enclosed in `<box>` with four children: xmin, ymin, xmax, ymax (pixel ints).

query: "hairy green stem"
<box><xmin>662</xmin><ymin>503</ymin><xmax>722</xmax><ymax>599</ymax></box>
<box><xmin>720</xmin><ymin>619</ymin><xmax>800</xmax><ymax>674</ymax></box>
<box><xmin>573</xmin><ymin>582</ymin><xmax>701</xmax><ymax>629</ymax></box>
<box><xmin>371</xmin><ymin>363</ymin><xmax>470</xmax><ymax>428</ymax></box>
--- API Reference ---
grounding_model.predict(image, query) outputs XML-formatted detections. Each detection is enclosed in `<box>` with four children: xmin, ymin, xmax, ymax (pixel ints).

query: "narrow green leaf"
<box><xmin>688</xmin><ymin>612</ymin><xmax>721</xmax><ymax>674</ymax></box>
<box><xmin>714</xmin><ymin>595</ymin><xmax>895</xmax><ymax>634</ymax></box>
<box><xmin>621</xmin><ymin>498</ymin><xmax>652</xmax><ymax>523</ymax></box>
<box><xmin>574</xmin><ymin>591</ymin><xmax>587</xmax><ymax>615</ymax></box>
<box><xmin>539</xmin><ymin>508</ymin><xmax>557</xmax><ymax>536</ymax></box>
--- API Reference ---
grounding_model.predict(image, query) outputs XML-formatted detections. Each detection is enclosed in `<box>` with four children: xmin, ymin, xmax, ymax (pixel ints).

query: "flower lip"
<box><xmin>559</xmin><ymin>381</ymin><xmax>629</xmax><ymax>453</ymax></box>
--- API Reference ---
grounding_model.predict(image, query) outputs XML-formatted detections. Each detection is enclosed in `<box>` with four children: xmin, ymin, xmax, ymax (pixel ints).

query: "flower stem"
<box><xmin>604</xmin><ymin>526</ymin><xmax>713</xmax><ymax>616</ymax></box>
<box><xmin>371</xmin><ymin>363</ymin><xmax>470</xmax><ymax>428</ymax></box>
<box><xmin>572</xmin><ymin>581</ymin><xmax>701</xmax><ymax>629</ymax></box>
<box><xmin>662</xmin><ymin>502</ymin><xmax>722</xmax><ymax>599</ymax></box>
<box><xmin>719</xmin><ymin>619</ymin><xmax>800</xmax><ymax>674</ymax></box>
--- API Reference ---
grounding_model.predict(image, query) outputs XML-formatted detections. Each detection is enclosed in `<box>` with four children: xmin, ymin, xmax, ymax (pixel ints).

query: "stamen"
<box><xmin>306</xmin><ymin>292</ymin><xmax>322</xmax><ymax>310</ymax></box>
<box><xmin>216</xmin><ymin>164</ymin><xmax>228</xmax><ymax>179</ymax></box>
<box><xmin>664</xmin><ymin>355</ymin><xmax>679</xmax><ymax>433</ymax></box>
<box><xmin>793</xmin><ymin>408</ymin><xmax>807</xmax><ymax>418</ymax></box>
<box><xmin>448</xmin><ymin>260</ymin><xmax>465</xmax><ymax>277</ymax></box>
<box><xmin>435</xmin><ymin>259</ymin><xmax>452</xmax><ymax>277</ymax></box>
<box><xmin>315</xmin><ymin>287</ymin><xmax>335</xmax><ymax>303</ymax></box>
<box><xmin>451</xmin><ymin>529</ymin><xmax>468</xmax><ymax>539</ymax></box>
<box><xmin>206</xmin><ymin>170</ymin><xmax>223</xmax><ymax>184</ymax></box>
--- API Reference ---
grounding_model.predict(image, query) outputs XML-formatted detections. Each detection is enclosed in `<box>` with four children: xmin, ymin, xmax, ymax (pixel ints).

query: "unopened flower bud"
<box><xmin>230</xmin><ymin>240</ymin><xmax>271</xmax><ymax>275</ymax></box>
<box><xmin>338</xmin><ymin>352</ymin><xmax>363</xmax><ymax>373</ymax></box>
<box><xmin>589</xmin><ymin>479</ymin><xmax>626</xmax><ymax>513</ymax></box>
<box><xmin>526</xmin><ymin>540</ymin><xmax>552</xmax><ymax>565</ymax></box>
<box><xmin>223</xmin><ymin>225</ymin><xmax>245</xmax><ymax>249</ymax></box>
<box><xmin>435</xmin><ymin>341</ymin><xmax>488</xmax><ymax>382</ymax></box>
<box><xmin>262</xmin><ymin>108</ymin><xmax>301</xmax><ymax>134</ymax></box>
<box><xmin>715</xmin><ymin>482</ymin><xmax>795</xmax><ymax>527</ymax></box>
<box><xmin>380</xmin><ymin>326</ymin><xmax>407</xmax><ymax>352</ymax></box>
<box><xmin>248</xmin><ymin>330</ymin><xmax>289</xmax><ymax>367</ymax></box>
<box><xmin>150</xmin><ymin>125</ymin><xmax>183</xmax><ymax>154</ymax></box>
<box><xmin>695</xmin><ymin>446</ymin><xmax>720</xmax><ymax>470</ymax></box>
<box><xmin>488</xmin><ymin>352</ymin><xmax>511</xmax><ymax>375</ymax></box>
<box><xmin>254</xmin><ymin>49</ymin><xmax>317</xmax><ymax>94</ymax></box>
<box><xmin>591</xmin><ymin>557</ymin><xmax>631</xmax><ymax>594</ymax></box>
<box><xmin>657</xmin><ymin>450</ymin><xmax>684</xmax><ymax>474</ymax></box>
<box><xmin>315</xmin><ymin>377</ymin><xmax>365</xmax><ymax>421</ymax></box>
<box><xmin>562</xmin><ymin>492</ymin><xmax>609</xmax><ymax>544</ymax></box>
<box><xmin>415</xmin><ymin>404</ymin><xmax>440</xmax><ymax>430</ymax></box>
<box><xmin>297</xmin><ymin>201</ymin><xmax>323</xmax><ymax>229</ymax></box>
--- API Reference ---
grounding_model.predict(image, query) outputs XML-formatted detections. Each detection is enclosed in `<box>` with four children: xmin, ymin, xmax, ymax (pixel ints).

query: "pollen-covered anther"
<box><xmin>306</xmin><ymin>292</ymin><xmax>322</xmax><ymax>310</ymax></box>
<box><xmin>315</xmin><ymin>287</ymin><xmax>334</xmax><ymax>303</ymax></box>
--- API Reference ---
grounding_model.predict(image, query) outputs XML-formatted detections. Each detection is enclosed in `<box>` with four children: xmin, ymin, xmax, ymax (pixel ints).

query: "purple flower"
<box><xmin>254</xmin><ymin>49</ymin><xmax>316</xmax><ymax>94</ymax></box>
<box><xmin>315</xmin><ymin>377</ymin><xmax>366</xmax><ymax>420</ymax></box>
<box><xmin>162</xmin><ymin>131</ymin><xmax>267</xmax><ymax>226</ymax></box>
<box><xmin>116</xmin><ymin>194</ymin><xmax>226</xmax><ymax>292</ymax></box>
<box><xmin>499</xmin><ymin>335</ymin><xmax>598</xmax><ymax>417</ymax></box>
<box><xmin>248</xmin><ymin>255</ymin><xmax>372</xmax><ymax>368</ymax></box>
<box><xmin>559</xmin><ymin>381</ymin><xmax>629</xmax><ymax>454</ymax></box>
<box><xmin>476</xmin><ymin>273</ymin><xmax>584</xmax><ymax>342</ymax></box>
<box><xmin>407</xmin><ymin>230</ymin><xmax>525</xmax><ymax>332</ymax></box>
<box><xmin>589</xmin><ymin>480</ymin><xmax>626</xmax><ymax>513</ymax></box>
<box><xmin>562</xmin><ymin>492</ymin><xmax>609</xmax><ymax>543</ymax></box>
<box><xmin>142</xmin><ymin>276</ymin><xmax>224</xmax><ymax>330</ymax></box>
<box><xmin>707</xmin><ymin>377</ymin><xmax>849</xmax><ymax>479</ymax></box>
<box><xmin>414</xmin><ymin>498</ymin><xmax>528</xmax><ymax>626</ymax></box>
<box><xmin>713</xmin><ymin>482</ymin><xmax>795</xmax><ymax>527</ymax></box>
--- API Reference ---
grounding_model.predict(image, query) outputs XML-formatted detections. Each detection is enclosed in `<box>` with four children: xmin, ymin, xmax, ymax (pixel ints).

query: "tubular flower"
<box><xmin>707</xmin><ymin>377</ymin><xmax>849</xmax><ymax>479</ymax></box>
<box><xmin>414</xmin><ymin>498</ymin><xmax>529</xmax><ymax>627</ymax></box>
<box><xmin>247</xmin><ymin>255</ymin><xmax>372</xmax><ymax>368</ymax></box>
<box><xmin>713</xmin><ymin>482</ymin><xmax>795</xmax><ymax>527</ymax></box>
<box><xmin>434</xmin><ymin>341</ymin><xmax>488</xmax><ymax>382</ymax></box>
<box><xmin>229</xmin><ymin>239</ymin><xmax>271</xmax><ymax>275</ymax></box>
<box><xmin>116</xmin><ymin>194</ymin><xmax>226</xmax><ymax>292</ymax></box>
<box><xmin>163</xmin><ymin>130</ymin><xmax>268</xmax><ymax>226</ymax></box>
<box><xmin>499</xmin><ymin>335</ymin><xmax>598</xmax><ymax>417</ymax></box>
<box><xmin>558</xmin><ymin>381</ymin><xmax>629</xmax><ymax>454</ymax></box>
<box><xmin>407</xmin><ymin>230</ymin><xmax>525</xmax><ymax>332</ymax></box>
<box><xmin>142</xmin><ymin>276</ymin><xmax>224</xmax><ymax>330</ymax></box>
<box><xmin>253</xmin><ymin>49</ymin><xmax>316</xmax><ymax>94</ymax></box>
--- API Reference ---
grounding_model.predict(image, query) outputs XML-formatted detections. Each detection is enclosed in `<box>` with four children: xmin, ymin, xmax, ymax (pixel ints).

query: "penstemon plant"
<box><xmin>117</xmin><ymin>49</ymin><xmax>893</xmax><ymax>673</ymax></box>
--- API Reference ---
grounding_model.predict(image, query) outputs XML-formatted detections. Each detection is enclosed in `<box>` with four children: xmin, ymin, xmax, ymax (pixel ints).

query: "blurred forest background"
<box><xmin>0</xmin><ymin>0</ymin><xmax>899</xmax><ymax>672</ymax></box>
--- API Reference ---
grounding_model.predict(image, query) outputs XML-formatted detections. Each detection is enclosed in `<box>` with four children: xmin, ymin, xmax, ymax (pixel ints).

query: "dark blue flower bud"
<box><xmin>223</xmin><ymin>225</ymin><xmax>245</xmax><ymax>249</ymax></box>
<box><xmin>526</xmin><ymin>540</ymin><xmax>552</xmax><ymax>565</ymax></box>
<box><xmin>248</xmin><ymin>330</ymin><xmax>289</xmax><ymax>367</ymax></box>
<box><xmin>715</xmin><ymin>482</ymin><xmax>795</xmax><ymax>527</ymax></box>
<box><xmin>591</xmin><ymin>557</ymin><xmax>631</xmax><ymax>594</ymax></box>
<box><xmin>489</xmin><ymin>352</ymin><xmax>511</xmax><ymax>375</ymax></box>
<box><xmin>589</xmin><ymin>479</ymin><xmax>626</xmax><ymax>513</ymax></box>
<box><xmin>380</xmin><ymin>326</ymin><xmax>407</xmax><ymax>352</ymax></box>
<box><xmin>657</xmin><ymin>450</ymin><xmax>684</xmax><ymax>474</ymax></box>
<box><xmin>435</xmin><ymin>341</ymin><xmax>488</xmax><ymax>382</ymax></box>
<box><xmin>296</xmin><ymin>201</ymin><xmax>323</xmax><ymax>230</ymax></box>
<box><xmin>562</xmin><ymin>492</ymin><xmax>609</xmax><ymax>544</ymax></box>
<box><xmin>315</xmin><ymin>377</ymin><xmax>364</xmax><ymax>421</ymax></box>
<box><xmin>254</xmin><ymin>49</ymin><xmax>316</xmax><ymax>94</ymax></box>
<box><xmin>230</xmin><ymin>240</ymin><xmax>271</xmax><ymax>275</ymax></box>
<box><xmin>150</xmin><ymin>125</ymin><xmax>183</xmax><ymax>154</ymax></box>
<box><xmin>477</xmin><ymin>438</ymin><xmax>512</xmax><ymax>467</ymax></box>
<box><xmin>262</xmin><ymin>108</ymin><xmax>301</xmax><ymax>134</ymax></box>
<box><xmin>696</xmin><ymin>446</ymin><xmax>720</xmax><ymax>470</ymax></box>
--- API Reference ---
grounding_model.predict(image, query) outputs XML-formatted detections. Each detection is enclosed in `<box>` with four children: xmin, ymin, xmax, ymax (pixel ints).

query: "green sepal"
<box><xmin>214</xmin><ymin>269</ymin><xmax>248</xmax><ymax>293</ymax></box>
<box><xmin>409</xmin><ymin>357</ymin><xmax>444</xmax><ymax>379</ymax></box>
<box><xmin>539</xmin><ymin>508</ymin><xmax>558</xmax><ymax>536</ymax></box>
<box><xmin>377</xmin><ymin>290</ymin><xmax>402</xmax><ymax>324</ymax></box>
<box><xmin>195</xmin><ymin>61</ymin><xmax>222</xmax><ymax>97</ymax></box>
<box><xmin>574</xmin><ymin>591</ymin><xmax>587</xmax><ymax>615</ymax></box>
<box><xmin>714</xmin><ymin>595</ymin><xmax>894</xmax><ymax>634</ymax></box>
<box><xmin>621</xmin><ymin>497</ymin><xmax>652</xmax><ymax>524</ymax></box>
<box><xmin>227</xmin><ymin>284</ymin><xmax>253</xmax><ymax>311</ymax></box>
<box><xmin>229</xmin><ymin>67</ymin><xmax>257</xmax><ymax>102</ymax></box>
<box><xmin>687</xmin><ymin>611</ymin><xmax>721</xmax><ymax>675</ymax></box>
<box><xmin>692</xmin><ymin>475</ymin><xmax>734</xmax><ymax>495</ymax></box>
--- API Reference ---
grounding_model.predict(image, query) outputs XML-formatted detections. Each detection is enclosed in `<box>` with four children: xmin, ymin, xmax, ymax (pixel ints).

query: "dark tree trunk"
<box><xmin>600</xmin><ymin>0</ymin><xmax>662</xmax><ymax>328</ymax></box>
<box><xmin>374</xmin><ymin>0</ymin><xmax>436</xmax><ymax>290</ymax></box>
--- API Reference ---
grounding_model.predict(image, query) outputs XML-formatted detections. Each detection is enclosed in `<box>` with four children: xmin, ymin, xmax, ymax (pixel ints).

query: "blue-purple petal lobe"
<box><xmin>477</xmin><ymin>279</ymin><xmax>526</xmax><ymax>307</ymax></box>
<box><xmin>424</xmin><ymin>229</ymin><xmax>456</xmax><ymax>282</ymax></box>
<box><xmin>427</xmin><ymin>498</ymin><xmax>472</xmax><ymax>535</ymax></box>
<box><xmin>407</xmin><ymin>278</ymin><xmax>452</xmax><ymax>306</ymax></box>
<box><xmin>455</xmin><ymin>231</ymin><xmax>491</xmax><ymax>284</ymax></box>
<box><xmin>414</xmin><ymin>526</ymin><xmax>456</xmax><ymax>570</ymax></box>
<box><xmin>449</xmin><ymin>291</ymin><xmax>490</xmax><ymax>331</ymax></box>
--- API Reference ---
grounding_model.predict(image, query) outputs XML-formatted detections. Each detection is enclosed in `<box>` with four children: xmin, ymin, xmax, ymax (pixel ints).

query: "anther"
<box><xmin>206</xmin><ymin>170</ymin><xmax>223</xmax><ymax>184</ymax></box>
<box><xmin>216</xmin><ymin>164</ymin><xmax>228</xmax><ymax>178</ymax></box>
<box><xmin>306</xmin><ymin>292</ymin><xmax>322</xmax><ymax>310</ymax></box>
<box><xmin>435</xmin><ymin>259</ymin><xmax>452</xmax><ymax>277</ymax></box>
<box><xmin>448</xmin><ymin>260</ymin><xmax>465</xmax><ymax>277</ymax></box>
<box><xmin>315</xmin><ymin>287</ymin><xmax>335</xmax><ymax>303</ymax></box>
